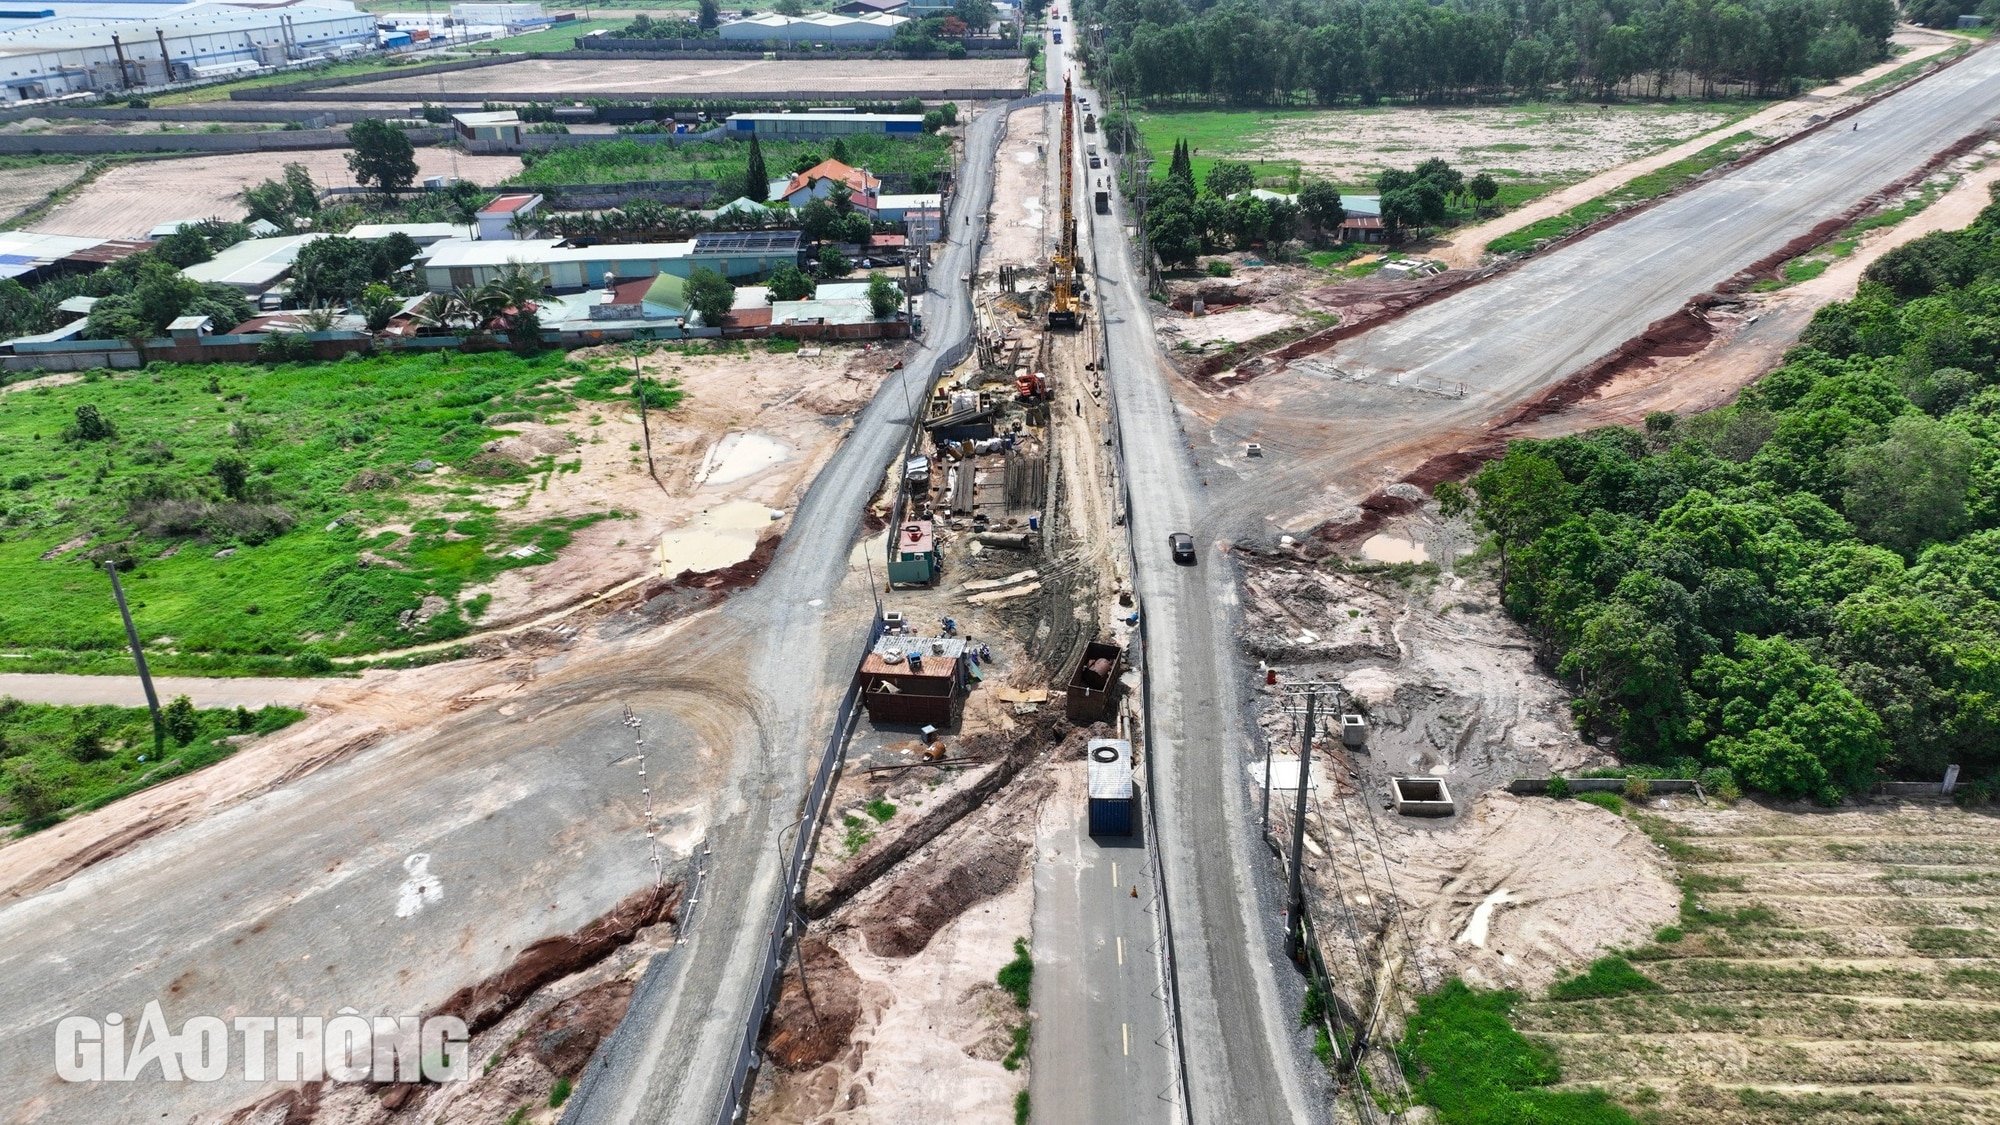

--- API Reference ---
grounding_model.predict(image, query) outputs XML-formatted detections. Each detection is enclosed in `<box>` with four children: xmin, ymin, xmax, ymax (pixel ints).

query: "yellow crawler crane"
<box><xmin>1047</xmin><ymin>75</ymin><xmax>1081</xmax><ymax>329</ymax></box>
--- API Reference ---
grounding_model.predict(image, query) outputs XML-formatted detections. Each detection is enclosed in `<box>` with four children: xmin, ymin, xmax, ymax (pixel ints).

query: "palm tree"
<box><xmin>415</xmin><ymin>290</ymin><xmax>476</xmax><ymax>332</ymax></box>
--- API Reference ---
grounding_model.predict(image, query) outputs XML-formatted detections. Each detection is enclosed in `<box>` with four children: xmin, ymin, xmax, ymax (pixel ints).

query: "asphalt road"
<box><xmin>556</xmin><ymin>100</ymin><xmax>1012</xmax><ymax>1125</ymax></box>
<box><xmin>1227</xmin><ymin>42</ymin><xmax>2000</xmax><ymax>530</ymax></box>
<box><xmin>0</xmin><ymin>107</ymin><xmax>1006</xmax><ymax>1125</ymax></box>
<box><xmin>1055</xmin><ymin>38</ymin><xmax>1322</xmax><ymax>1125</ymax></box>
<box><xmin>1029</xmin><ymin>798</ymin><xmax>1175</xmax><ymax>1124</ymax></box>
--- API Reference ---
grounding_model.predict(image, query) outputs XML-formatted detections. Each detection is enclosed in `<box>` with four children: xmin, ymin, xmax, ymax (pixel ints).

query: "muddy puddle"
<box><xmin>655</xmin><ymin>499</ymin><xmax>777</xmax><ymax>574</ymax></box>
<box><xmin>1359</xmin><ymin>532</ymin><xmax>1428</xmax><ymax>563</ymax></box>
<box><xmin>697</xmin><ymin>432</ymin><xmax>792</xmax><ymax>486</ymax></box>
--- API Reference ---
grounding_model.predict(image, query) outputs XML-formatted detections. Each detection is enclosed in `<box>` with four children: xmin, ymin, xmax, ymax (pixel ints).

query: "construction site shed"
<box><xmin>1087</xmin><ymin>738</ymin><xmax>1134</xmax><ymax>836</ymax></box>
<box><xmin>886</xmin><ymin>519</ymin><xmax>941</xmax><ymax>587</ymax></box>
<box><xmin>858</xmin><ymin>635</ymin><xmax>967</xmax><ymax>727</ymax></box>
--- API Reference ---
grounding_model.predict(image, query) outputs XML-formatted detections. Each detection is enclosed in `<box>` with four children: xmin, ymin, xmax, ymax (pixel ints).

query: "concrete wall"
<box><xmin>1507</xmin><ymin>777</ymin><xmax>1700</xmax><ymax>795</ymax></box>
<box><xmin>0</xmin><ymin>125</ymin><xmax>450</xmax><ymax>155</ymax></box>
<box><xmin>5</xmin><ymin>330</ymin><xmax>372</xmax><ymax>372</ymax></box>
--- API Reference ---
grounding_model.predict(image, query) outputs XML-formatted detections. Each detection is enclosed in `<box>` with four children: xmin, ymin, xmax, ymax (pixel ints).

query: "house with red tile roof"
<box><xmin>780</xmin><ymin>160</ymin><xmax>881</xmax><ymax>214</ymax></box>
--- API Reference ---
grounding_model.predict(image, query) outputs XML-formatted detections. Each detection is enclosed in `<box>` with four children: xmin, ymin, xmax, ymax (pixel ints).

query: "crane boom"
<box><xmin>1048</xmin><ymin>74</ymin><xmax>1081</xmax><ymax>328</ymax></box>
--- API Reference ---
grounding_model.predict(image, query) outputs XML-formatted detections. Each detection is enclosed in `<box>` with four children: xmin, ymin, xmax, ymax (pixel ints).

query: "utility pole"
<box><xmin>1279</xmin><ymin>678</ymin><xmax>1341</xmax><ymax>960</ymax></box>
<box><xmin>105</xmin><ymin>561</ymin><xmax>163</xmax><ymax>752</ymax></box>
<box><xmin>632</xmin><ymin>347</ymin><xmax>659</xmax><ymax>484</ymax></box>
<box><xmin>1286</xmin><ymin>687</ymin><xmax>1315</xmax><ymax>959</ymax></box>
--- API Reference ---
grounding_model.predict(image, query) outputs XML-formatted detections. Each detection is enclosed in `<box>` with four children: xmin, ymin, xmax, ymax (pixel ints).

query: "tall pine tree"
<box><xmin>744</xmin><ymin>132</ymin><xmax>768</xmax><ymax>203</ymax></box>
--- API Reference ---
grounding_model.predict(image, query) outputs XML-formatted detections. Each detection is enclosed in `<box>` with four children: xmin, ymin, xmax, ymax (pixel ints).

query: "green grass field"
<box><xmin>0</xmin><ymin>351</ymin><xmax>666</xmax><ymax>673</ymax></box>
<box><xmin>510</xmin><ymin>131</ymin><xmax>953</xmax><ymax>190</ymax></box>
<box><xmin>0</xmin><ymin>697</ymin><xmax>304</xmax><ymax>830</ymax></box>
<box><xmin>486</xmin><ymin>18</ymin><xmax>628</xmax><ymax>52</ymax></box>
<box><xmin>1130</xmin><ymin>109</ymin><xmax>1315</xmax><ymax>191</ymax></box>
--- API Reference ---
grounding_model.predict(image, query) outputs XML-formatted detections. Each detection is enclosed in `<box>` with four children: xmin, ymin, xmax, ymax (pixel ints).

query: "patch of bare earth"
<box><xmin>1236</xmin><ymin>545</ymin><xmax>1679</xmax><ymax>1034</ymax></box>
<box><xmin>1513</xmin><ymin>799</ymin><xmax>2000</xmax><ymax>1125</ymax></box>
<box><xmin>0</xmin><ymin>161</ymin><xmax>88</xmax><ymax>224</ymax></box>
<box><xmin>30</xmin><ymin>149</ymin><xmax>524</xmax><ymax>239</ymax></box>
<box><xmin>1255</xmin><ymin>103</ymin><xmax>1738</xmax><ymax>188</ymax></box>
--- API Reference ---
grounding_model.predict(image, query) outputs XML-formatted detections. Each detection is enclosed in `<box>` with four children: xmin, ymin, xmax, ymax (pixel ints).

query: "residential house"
<box><xmin>475</xmin><ymin>193</ymin><xmax>542</xmax><ymax>241</ymax></box>
<box><xmin>781</xmin><ymin>159</ymin><xmax>881</xmax><ymax>214</ymax></box>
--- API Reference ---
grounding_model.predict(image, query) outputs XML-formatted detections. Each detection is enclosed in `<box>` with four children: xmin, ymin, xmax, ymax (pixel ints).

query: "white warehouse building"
<box><xmin>717</xmin><ymin>12</ymin><xmax>906</xmax><ymax>43</ymax></box>
<box><xmin>0</xmin><ymin>1</ymin><xmax>377</xmax><ymax>102</ymax></box>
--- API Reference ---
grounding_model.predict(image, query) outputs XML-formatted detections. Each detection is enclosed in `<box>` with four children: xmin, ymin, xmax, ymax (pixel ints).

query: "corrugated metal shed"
<box><xmin>180</xmin><ymin>233</ymin><xmax>327</xmax><ymax>291</ymax></box>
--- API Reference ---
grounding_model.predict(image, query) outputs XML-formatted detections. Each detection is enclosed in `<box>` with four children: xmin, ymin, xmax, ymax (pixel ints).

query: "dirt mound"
<box><xmin>486</xmin><ymin>426</ymin><xmax>575</xmax><ymax>463</ymax></box>
<box><xmin>432</xmin><ymin>882</ymin><xmax>680</xmax><ymax>1034</ymax></box>
<box><xmin>528</xmin><ymin>976</ymin><xmax>635</xmax><ymax>1077</ymax></box>
<box><xmin>858</xmin><ymin>835</ymin><xmax>1032</xmax><ymax>958</ymax></box>
<box><xmin>764</xmin><ymin>937</ymin><xmax>864</xmax><ymax>1071</ymax></box>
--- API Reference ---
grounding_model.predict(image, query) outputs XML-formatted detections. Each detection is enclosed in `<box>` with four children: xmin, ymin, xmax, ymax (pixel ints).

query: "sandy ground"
<box><xmin>29</xmin><ymin>149</ymin><xmax>525</xmax><ymax>239</ymax></box>
<box><xmin>341</xmin><ymin>57</ymin><xmax>1030</xmax><ymax>97</ymax></box>
<box><xmin>1161</xmin><ymin>304</ymin><xmax>1300</xmax><ymax>350</ymax></box>
<box><xmin>447</xmin><ymin>343</ymin><xmax>895</xmax><ymax>629</ymax></box>
<box><xmin>781</xmin><ymin>878</ymin><xmax>1033</xmax><ymax>1124</ymax></box>
<box><xmin>0</xmin><ymin>162</ymin><xmax>88</xmax><ymax>225</ymax></box>
<box><xmin>0</xmin><ymin>672</ymin><xmax>334</xmax><ymax>709</ymax></box>
<box><xmin>1237</xmin><ymin>540</ymin><xmax>1679</xmax><ymax>1047</ymax></box>
<box><xmin>1431</xmin><ymin>24</ymin><xmax>1970</xmax><ymax>268</ymax></box>
<box><xmin>988</xmin><ymin>106</ymin><xmax>1046</xmax><ymax>268</ymax></box>
<box><xmin>0</xmin><ymin>118</ymin><xmax>280</xmax><ymax>136</ymax></box>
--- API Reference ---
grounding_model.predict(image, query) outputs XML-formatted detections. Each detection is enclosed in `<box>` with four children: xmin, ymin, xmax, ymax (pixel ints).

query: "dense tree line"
<box><xmin>1082</xmin><ymin>0</ymin><xmax>1896</xmax><ymax>104</ymax></box>
<box><xmin>1906</xmin><ymin>0</ymin><xmax>2000</xmax><ymax>28</ymax></box>
<box><xmin>1465</xmin><ymin>185</ymin><xmax>2000</xmax><ymax>803</ymax></box>
<box><xmin>1145</xmin><ymin>141</ymin><xmax>1303</xmax><ymax>264</ymax></box>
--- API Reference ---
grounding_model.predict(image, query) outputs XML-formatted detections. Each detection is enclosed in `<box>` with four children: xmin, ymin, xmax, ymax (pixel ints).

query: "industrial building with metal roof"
<box><xmin>716</xmin><ymin>12</ymin><xmax>906</xmax><ymax>43</ymax></box>
<box><xmin>418</xmin><ymin>234</ymin><xmax>802</xmax><ymax>293</ymax></box>
<box><xmin>0</xmin><ymin>1</ymin><xmax>376</xmax><ymax>102</ymax></box>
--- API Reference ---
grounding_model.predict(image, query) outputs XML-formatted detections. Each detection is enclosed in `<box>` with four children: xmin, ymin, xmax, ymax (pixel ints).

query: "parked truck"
<box><xmin>1052</xmin><ymin>28</ymin><xmax>1062</xmax><ymax>42</ymax></box>
<box><xmin>1094</xmin><ymin>190</ymin><xmax>1110</xmax><ymax>214</ymax></box>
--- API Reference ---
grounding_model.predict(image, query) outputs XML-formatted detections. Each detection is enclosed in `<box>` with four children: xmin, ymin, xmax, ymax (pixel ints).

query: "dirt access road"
<box><xmin>1212</xmin><ymin>41</ymin><xmax>2000</xmax><ymax>538</ymax></box>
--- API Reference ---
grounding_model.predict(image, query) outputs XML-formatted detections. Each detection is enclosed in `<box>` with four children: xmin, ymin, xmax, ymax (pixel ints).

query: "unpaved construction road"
<box><xmin>1217</xmin><ymin>41</ymin><xmax>2000</xmax><ymax>535</ymax></box>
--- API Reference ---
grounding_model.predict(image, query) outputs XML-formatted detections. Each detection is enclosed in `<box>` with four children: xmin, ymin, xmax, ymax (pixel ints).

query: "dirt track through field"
<box><xmin>31</xmin><ymin>149</ymin><xmax>524</xmax><ymax>238</ymax></box>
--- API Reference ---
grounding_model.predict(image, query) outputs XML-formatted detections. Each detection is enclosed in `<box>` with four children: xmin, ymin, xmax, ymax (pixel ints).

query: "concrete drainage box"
<box><xmin>1392</xmin><ymin>776</ymin><xmax>1454</xmax><ymax>817</ymax></box>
